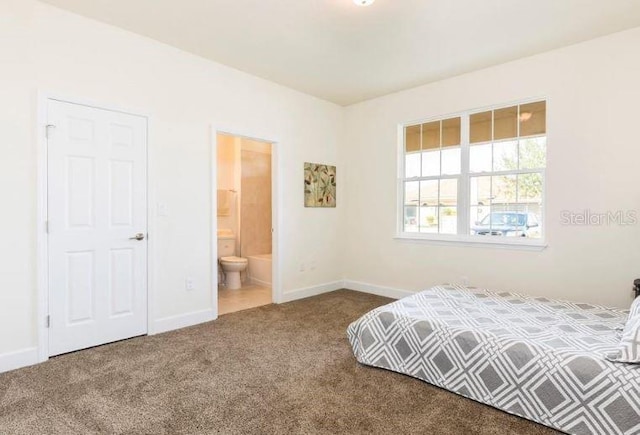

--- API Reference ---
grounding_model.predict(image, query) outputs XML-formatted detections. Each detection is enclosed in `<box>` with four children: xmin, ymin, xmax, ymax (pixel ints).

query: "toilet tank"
<box><xmin>217</xmin><ymin>229</ymin><xmax>236</xmax><ymax>257</ymax></box>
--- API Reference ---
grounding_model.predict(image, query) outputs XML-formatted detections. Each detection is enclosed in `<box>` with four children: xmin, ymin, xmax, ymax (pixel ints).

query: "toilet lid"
<box><xmin>220</xmin><ymin>256</ymin><xmax>247</xmax><ymax>264</ymax></box>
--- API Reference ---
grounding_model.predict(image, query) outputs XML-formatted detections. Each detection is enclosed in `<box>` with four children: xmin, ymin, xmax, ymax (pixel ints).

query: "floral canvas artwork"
<box><xmin>304</xmin><ymin>162</ymin><xmax>336</xmax><ymax>207</ymax></box>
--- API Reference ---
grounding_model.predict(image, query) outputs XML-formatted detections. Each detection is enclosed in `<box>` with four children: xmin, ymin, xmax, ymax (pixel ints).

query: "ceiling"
<box><xmin>39</xmin><ymin>0</ymin><xmax>640</xmax><ymax>106</ymax></box>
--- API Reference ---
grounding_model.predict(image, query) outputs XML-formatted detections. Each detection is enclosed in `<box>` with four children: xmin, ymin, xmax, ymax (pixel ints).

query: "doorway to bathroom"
<box><xmin>215</xmin><ymin>133</ymin><xmax>274</xmax><ymax>315</ymax></box>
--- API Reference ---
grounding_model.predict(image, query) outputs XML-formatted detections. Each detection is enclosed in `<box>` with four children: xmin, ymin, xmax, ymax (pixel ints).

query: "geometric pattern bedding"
<box><xmin>347</xmin><ymin>286</ymin><xmax>640</xmax><ymax>435</ymax></box>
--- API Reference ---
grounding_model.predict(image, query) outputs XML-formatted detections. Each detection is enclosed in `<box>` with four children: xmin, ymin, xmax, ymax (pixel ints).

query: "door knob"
<box><xmin>129</xmin><ymin>233</ymin><xmax>145</xmax><ymax>241</ymax></box>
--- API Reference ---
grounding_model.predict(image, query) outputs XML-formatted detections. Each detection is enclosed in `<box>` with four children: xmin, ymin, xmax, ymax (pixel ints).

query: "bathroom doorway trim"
<box><xmin>210</xmin><ymin>126</ymin><xmax>282</xmax><ymax>316</ymax></box>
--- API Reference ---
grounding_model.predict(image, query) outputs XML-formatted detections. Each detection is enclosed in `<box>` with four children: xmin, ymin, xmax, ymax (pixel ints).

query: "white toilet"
<box><xmin>218</xmin><ymin>229</ymin><xmax>248</xmax><ymax>290</ymax></box>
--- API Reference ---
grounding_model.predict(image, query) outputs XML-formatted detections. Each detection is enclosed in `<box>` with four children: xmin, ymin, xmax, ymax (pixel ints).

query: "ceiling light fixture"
<box><xmin>519</xmin><ymin>112</ymin><xmax>533</xmax><ymax>122</ymax></box>
<box><xmin>353</xmin><ymin>0</ymin><xmax>375</xmax><ymax>6</ymax></box>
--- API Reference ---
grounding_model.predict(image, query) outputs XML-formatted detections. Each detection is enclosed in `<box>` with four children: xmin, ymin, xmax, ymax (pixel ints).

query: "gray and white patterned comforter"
<box><xmin>347</xmin><ymin>286</ymin><xmax>640</xmax><ymax>435</ymax></box>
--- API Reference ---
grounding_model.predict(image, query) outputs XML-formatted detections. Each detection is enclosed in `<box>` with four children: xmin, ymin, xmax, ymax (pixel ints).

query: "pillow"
<box><xmin>607</xmin><ymin>297</ymin><xmax>640</xmax><ymax>363</ymax></box>
<box><xmin>630</xmin><ymin>296</ymin><xmax>640</xmax><ymax>318</ymax></box>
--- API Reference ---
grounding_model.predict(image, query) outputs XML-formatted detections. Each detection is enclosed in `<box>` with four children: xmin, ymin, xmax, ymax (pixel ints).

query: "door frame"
<box><xmin>36</xmin><ymin>92</ymin><xmax>152</xmax><ymax>362</ymax></box>
<box><xmin>210</xmin><ymin>126</ymin><xmax>282</xmax><ymax>314</ymax></box>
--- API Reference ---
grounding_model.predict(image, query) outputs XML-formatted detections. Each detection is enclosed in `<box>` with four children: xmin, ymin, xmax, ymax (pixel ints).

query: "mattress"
<box><xmin>347</xmin><ymin>286</ymin><xmax>640</xmax><ymax>435</ymax></box>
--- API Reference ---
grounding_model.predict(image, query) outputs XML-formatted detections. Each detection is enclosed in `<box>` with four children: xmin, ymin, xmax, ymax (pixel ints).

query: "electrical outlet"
<box><xmin>185</xmin><ymin>277</ymin><xmax>195</xmax><ymax>291</ymax></box>
<box><xmin>310</xmin><ymin>260</ymin><xmax>317</xmax><ymax>271</ymax></box>
<box><xmin>299</xmin><ymin>263</ymin><xmax>305</xmax><ymax>272</ymax></box>
<box><xmin>460</xmin><ymin>276</ymin><xmax>470</xmax><ymax>286</ymax></box>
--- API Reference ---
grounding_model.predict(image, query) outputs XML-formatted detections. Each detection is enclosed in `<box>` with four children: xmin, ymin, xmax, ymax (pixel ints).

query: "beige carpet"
<box><xmin>0</xmin><ymin>290</ymin><xmax>557</xmax><ymax>434</ymax></box>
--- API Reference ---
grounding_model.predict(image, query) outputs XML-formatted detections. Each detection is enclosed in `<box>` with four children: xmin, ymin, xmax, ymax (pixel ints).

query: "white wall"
<box><xmin>344</xmin><ymin>27</ymin><xmax>640</xmax><ymax>309</ymax></box>
<box><xmin>0</xmin><ymin>0</ymin><xmax>345</xmax><ymax>364</ymax></box>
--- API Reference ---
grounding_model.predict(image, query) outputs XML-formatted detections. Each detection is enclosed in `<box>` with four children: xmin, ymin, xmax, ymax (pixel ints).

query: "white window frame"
<box><xmin>395</xmin><ymin>98</ymin><xmax>547</xmax><ymax>251</ymax></box>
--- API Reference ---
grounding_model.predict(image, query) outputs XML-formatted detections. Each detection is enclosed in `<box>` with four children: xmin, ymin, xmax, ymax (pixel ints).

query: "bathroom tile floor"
<box><xmin>218</xmin><ymin>284</ymin><xmax>272</xmax><ymax>315</ymax></box>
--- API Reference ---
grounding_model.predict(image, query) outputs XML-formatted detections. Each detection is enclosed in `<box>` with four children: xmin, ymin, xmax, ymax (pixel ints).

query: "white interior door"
<box><xmin>47</xmin><ymin>99</ymin><xmax>148</xmax><ymax>356</ymax></box>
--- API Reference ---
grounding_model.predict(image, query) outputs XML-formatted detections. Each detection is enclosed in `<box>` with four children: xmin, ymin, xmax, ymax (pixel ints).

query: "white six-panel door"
<box><xmin>47</xmin><ymin>100</ymin><xmax>148</xmax><ymax>356</ymax></box>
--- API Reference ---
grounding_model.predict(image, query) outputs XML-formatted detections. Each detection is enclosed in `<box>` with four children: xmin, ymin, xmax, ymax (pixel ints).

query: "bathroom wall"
<box><xmin>216</xmin><ymin>134</ymin><xmax>240</xmax><ymax>248</ymax></box>
<box><xmin>240</xmin><ymin>139</ymin><xmax>272</xmax><ymax>257</ymax></box>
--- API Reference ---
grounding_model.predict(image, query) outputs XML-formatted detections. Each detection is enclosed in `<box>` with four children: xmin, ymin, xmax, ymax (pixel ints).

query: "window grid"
<box><xmin>400</xmin><ymin>100</ymin><xmax>546</xmax><ymax>241</ymax></box>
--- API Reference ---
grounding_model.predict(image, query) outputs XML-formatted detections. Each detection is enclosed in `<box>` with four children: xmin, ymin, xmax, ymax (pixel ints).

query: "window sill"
<box><xmin>394</xmin><ymin>233</ymin><xmax>547</xmax><ymax>251</ymax></box>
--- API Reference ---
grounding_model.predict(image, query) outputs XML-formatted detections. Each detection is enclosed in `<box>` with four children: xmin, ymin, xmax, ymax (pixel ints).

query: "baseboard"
<box><xmin>280</xmin><ymin>280</ymin><xmax>345</xmax><ymax>303</ymax></box>
<box><xmin>343</xmin><ymin>280</ymin><xmax>415</xmax><ymax>300</ymax></box>
<box><xmin>151</xmin><ymin>308</ymin><xmax>216</xmax><ymax>335</ymax></box>
<box><xmin>0</xmin><ymin>347</ymin><xmax>39</xmax><ymax>374</ymax></box>
<box><xmin>250</xmin><ymin>277</ymin><xmax>271</xmax><ymax>287</ymax></box>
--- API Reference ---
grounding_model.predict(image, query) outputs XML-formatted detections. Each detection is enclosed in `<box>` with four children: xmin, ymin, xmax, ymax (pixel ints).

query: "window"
<box><xmin>400</xmin><ymin>100</ymin><xmax>546</xmax><ymax>245</ymax></box>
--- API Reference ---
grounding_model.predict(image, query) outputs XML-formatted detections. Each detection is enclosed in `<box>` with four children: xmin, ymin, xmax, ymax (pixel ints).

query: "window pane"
<box><xmin>420</xmin><ymin>180</ymin><xmax>438</xmax><ymax>206</ymax></box>
<box><xmin>441</xmin><ymin>147</ymin><xmax>460</xmax><ymax>175</ymax></box>
<box><xmin>405</xmin><ymin>153</ymin><xmax>421</xmax><ymax>178</ymax></box>
<box><xmin>405</xmin><ymin>181</ymin><xmax>419</xmax><ymax>204</ymax></box>
<box><xmin>419</xmin><ymin>181</ymin><xmax>439</xmax><ymax>233</ymax></box>
<box><xmin>403</xmin><ymin>181</ymin><xmax>419</xmax><ymax>232</ymax></box>
<box><xmin>519</xmin><ymin>101</ymin><xmax>546</xmax><ymax>137</ymax></box>
<box><xmin>440</xmin><ymin>207</ymin><xmax>457</xmax><ymax>234</ymax></box>
<box><xmin>492</xmin><ymin>175</ymin><xmax>517</xmax><ymax>204</ymax></box>
<box><xmin>470</xmin><ymin>144</ymin><xmax>492</xmax><ymax>173</ymax></box>
<box><xmin>525</xmin><ymin>209</ymin><xmax>542</xmax><ymax>239</ymax></box>
<box><xmin>517</xmin><ymin>173</ymin><xmax>543</xmax><ymax>203</ymax></box>
<box><xmin>470</xmin><ymin>206</ymin><xmax>490</xmax><ymax>230</ymax></box>
<box><xmin>419</xmin><ymin>206</ymin><xmax>438</xmax><ymax>233</ymax></box>
<box><xmin>470</xmin><ymin>111</ymin><xmax>492</xmax><ymax>143</ymax></box>
<box><xmin>527</xmin><ymin>220</ymin><xmax>542</xmax><ymax>239</ymax></box>
<box><xmin>442</xmin><ymin>117</ymin><xmax>461</xmax><ymax>147</ymax></box>
<box><xmin>439</xmin><ymin>178</ymin><xmax>457</xmax><ymax>206</ymax></box>
<box><xmin>470</xmin><ymin>176</ymin><xmax>491</xmax><ymax>206</ymax></box>
<box><xmin>512</xmin><ymin>171</ymin><xmax>543</xmax><ymax>237</ymax></box>
<box><xmin>422</xmin><ymin>121</ymin><xmax>440</xmax><ymax>150</ymax></box>
<box><xmin>439</xmin><ymin>178</ymin><xmax>457</xmax><ymax>234</ymax></box>
<box><xmin>421</xmin><ymin>150</ymin><xmax>440</xmax><ymax>177</ymax></box>
<box><xmin>493</xmin><ymin>140</ymin><xmax>518</xmax><ymax>171</ymax></box>
<box><xmin>519</xmin><ymin>137</ymin><xmax>546</xmax><ymax>169</ymax></box>
<box><xmin>404</xmin><ymin>206</ymin><xmax>418</xmax><ymax>232</ymax></box>
<box><xmin>494</xmin><ymin>106</ymin><xmax>518</xmax><ymax>140</ymax></box>
<box><xmin>405</xmin><ymin>125</ymin><xmax>421</xmax><ymax>153</ymax></box>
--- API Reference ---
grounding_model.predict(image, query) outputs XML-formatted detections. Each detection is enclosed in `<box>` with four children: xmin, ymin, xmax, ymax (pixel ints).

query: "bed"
<box><xmin>347</xmin><ymin>285</ymin><xmax>640</xmax><ymax>435</ymax></box>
